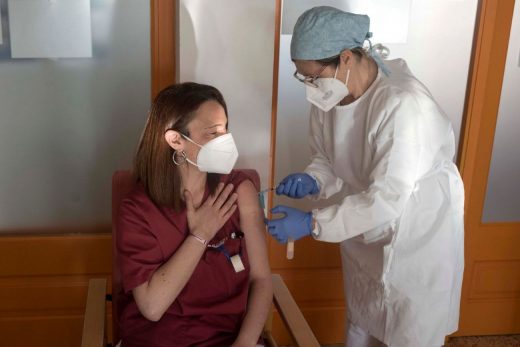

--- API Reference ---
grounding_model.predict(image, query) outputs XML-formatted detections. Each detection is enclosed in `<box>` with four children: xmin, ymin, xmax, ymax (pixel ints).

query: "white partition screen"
<box><xmin>178</xmin><ymin>0</ymin><xmax>276</xmax><ymax>188</ymax></box>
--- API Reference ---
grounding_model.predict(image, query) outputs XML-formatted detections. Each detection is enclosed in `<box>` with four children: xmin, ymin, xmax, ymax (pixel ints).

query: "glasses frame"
<box><xmin>293</xmin><ymin>63</ymin><xmax>330</xmax><ymax>88</ymax></box>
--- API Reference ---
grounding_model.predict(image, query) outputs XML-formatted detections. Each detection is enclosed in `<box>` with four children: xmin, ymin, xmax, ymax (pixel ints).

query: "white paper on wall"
<box><xmin>8</xmin><ymin>0</ymin><xmax>92</xmax><ymax>58</ymax></box>
<box><xmin>282</xmin><ymin>0</ymin><xmax>411</xmax><ymax>44</ymax></box>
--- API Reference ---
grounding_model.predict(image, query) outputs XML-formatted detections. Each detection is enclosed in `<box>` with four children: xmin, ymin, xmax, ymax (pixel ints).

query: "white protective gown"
<box><xmin>305</xmin><ymin>59</ymin><xmax>464</xmax><ymax>347</ymax></box>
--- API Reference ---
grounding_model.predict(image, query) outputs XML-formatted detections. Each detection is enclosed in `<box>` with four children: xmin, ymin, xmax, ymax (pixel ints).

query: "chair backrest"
<box><xmin>111</xmin><ymin>170</ymin><xmax>136</xmax><ymax>344</ymax></box>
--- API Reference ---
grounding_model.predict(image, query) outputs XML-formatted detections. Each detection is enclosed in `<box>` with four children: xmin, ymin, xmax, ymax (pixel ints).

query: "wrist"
<box><xmin>305</xmin><ymin>212</ymin><xmax>314</xmax><ymax>236</ymax></box>
<box><xmin>190</xmin><ymin>225</ymin><xmax>213</xmax><ymax>241</ymax></box>
<box><xmin>189</xmin><ymin>232</ymin><xmax>208</xmax><ymax>246</ymax></box>
<box><xmin>306</xmin><ymin>173</ymin><xmax>320</xmax><ymax>194</ymax></box>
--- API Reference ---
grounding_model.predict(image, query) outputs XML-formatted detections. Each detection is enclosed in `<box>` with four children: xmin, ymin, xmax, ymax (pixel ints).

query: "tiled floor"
<box><xmin>319</xmin><ymin>334</ymin><xmax>520</xmax><ymax>347</ymax></box>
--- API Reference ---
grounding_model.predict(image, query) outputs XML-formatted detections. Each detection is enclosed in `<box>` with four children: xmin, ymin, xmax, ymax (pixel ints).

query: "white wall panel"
<box><xmin>179</xmin><ymin>0</ymin><xmax>275</xmax><ymax>188</ymax></box>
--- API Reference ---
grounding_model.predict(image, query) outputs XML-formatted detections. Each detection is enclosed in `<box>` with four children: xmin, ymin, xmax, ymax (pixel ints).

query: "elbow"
<box><xmin>134</xmin><ymin>296</ymin><xmax>167</xmax><ymax>322</ymax></box>
<box><xmin>133</xmin><ymin>283</ymin><xmax>173</xmax><ymax>322</ymax></box>
<box><xmin>146</xmin><ymin>314</ymin><xmax>162</xmax><ymax>322</ymax></box>
<box><xmin>138</xmin><ymin>304</ymin><xmax>165</xmax><ymax>322</ymax></box>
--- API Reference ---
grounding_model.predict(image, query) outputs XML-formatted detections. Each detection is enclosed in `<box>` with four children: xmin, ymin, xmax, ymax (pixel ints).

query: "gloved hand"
<box><xmin>265</xmin><ymin>205</ymin><xmax>313</xmax><ymax>243</ymax></box>
<box><xmin>276</xmin><ymin>173</ymin><xmax>319</xmax><ymax>198</ymax></box>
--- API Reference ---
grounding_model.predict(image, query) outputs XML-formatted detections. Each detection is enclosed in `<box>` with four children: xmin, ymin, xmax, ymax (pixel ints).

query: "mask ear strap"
<box><xmin>185</xmin><ymin>157</ymin><xmax>199</xmax><ymax>168</ymax></box>
<box><xmin>179</xmin><ymin>134</ymin><xmax>202</xmax><ymax>169</ymax></box>
<box><xmin>181</xmin><ymin>134</ymin><xmax>202</xmax><ymax>148</ymax></box>
<box><xmin>344</xmin><ymin>69</ymin><xmax>350</xmax><ymax>85</ymax></box>
<box><xmin>335</xmin><ymin>56</ymin><xmax>350</xmax><ymax>85</ymax></box>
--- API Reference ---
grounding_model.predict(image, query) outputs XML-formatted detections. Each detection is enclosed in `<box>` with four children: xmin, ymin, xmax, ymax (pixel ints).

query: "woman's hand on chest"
<box><xmin>185</xmin><ymin>182</ymin><xmax>238</xmax><ymax>241</ymax></box>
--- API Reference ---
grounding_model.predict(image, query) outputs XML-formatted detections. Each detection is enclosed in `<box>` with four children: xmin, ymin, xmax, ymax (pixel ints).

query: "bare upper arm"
<box><xmin>236</xmin><ymin>179</ymin><xmax>271</xmax><ymax>281</ymax></box>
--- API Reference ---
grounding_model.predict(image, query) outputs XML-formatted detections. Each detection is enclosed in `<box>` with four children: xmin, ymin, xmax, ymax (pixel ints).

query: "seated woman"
<box><xmin>116</xmin><ymin>82</ymin><xmax>273</xmax><ymax>347</ymax></box>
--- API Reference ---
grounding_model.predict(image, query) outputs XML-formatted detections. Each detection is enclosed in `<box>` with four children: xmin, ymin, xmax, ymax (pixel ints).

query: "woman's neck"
<box><xmin>340</xmin><ymin>56</ymin><xmax>378</xmax><ymax>105</ymax></box>
<box><xmin>178</xmin><ymin>165</ymin><xmax>207</xmax><ymax>207</ymax></box>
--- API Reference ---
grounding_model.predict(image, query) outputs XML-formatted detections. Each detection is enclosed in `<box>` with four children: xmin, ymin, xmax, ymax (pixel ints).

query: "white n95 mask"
<box><xmin>182</xmin><ymin>133</ymin><xmax>239</xmax><ymax>174</ymax></box>
<box><xmin>305</xmin><ymin>65</ymin><xmax>350</xmax><ymax>112</ymax></box>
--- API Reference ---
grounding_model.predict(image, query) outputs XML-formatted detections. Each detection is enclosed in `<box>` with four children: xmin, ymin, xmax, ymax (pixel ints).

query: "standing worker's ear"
<box><xmin>339</xmin><ymin>49</ymin><xmax>353</xmax><ymax>67</ymax></box>
<box><xmin>164</xmin><ymin>130</ymin><xmax>184</xmax><ymax>151</ymax></box>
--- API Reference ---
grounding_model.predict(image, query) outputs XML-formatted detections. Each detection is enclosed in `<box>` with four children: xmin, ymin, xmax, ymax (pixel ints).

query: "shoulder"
<box><xmin>120</xmin><ymin>183</ymin><xmax>149</xmax><ymax>207</ymax></box>
<box><xmin>116</xmin><ymin>184</ymin><xmax>156</xmax><ymax>247</ymax></box>
<box><xmin>372</xmin><ymin>81</ymin><xmax>436</xmax><ymax>121</ymax></box>
<box><xmin>118</xmin><ymin>182</ymin><xmax>158</xmax><ymax>222</ymax></box>
<box><xmin>377</xmin><ymin>59</ymin><xmax>439</xmax><ymax>108</ymax></box>
<box><xmin>221</xmin><ymin>170</ymin><xmax>261</xmax><ymax>211</ymax></box>
<box><xmin>222</xmin><ymin>169</ymin><xmax>261</xmax><ymax>192</ymax></box>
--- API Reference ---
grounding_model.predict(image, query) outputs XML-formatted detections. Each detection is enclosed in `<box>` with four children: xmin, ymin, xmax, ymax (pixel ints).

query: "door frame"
<box><xmin>457</xmin><ymin>0</ymin><xmax>520</xmax><ymax>335</ymax></box>
<box><xmin>151</xmin><ymin>0</ymin><xmax>176</xmax><ymax>99</ymax></box>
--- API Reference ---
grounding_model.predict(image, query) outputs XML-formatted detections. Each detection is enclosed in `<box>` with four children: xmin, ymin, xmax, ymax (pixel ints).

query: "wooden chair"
<box><xmin>81</xmin><ymin>170</ymin><xmax>320</xmax><ymax>347</ymax></box>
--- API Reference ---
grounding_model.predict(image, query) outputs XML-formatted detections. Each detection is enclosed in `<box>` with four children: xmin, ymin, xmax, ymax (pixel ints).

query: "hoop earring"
<box><xmin>172</xmin><ymin>150</ymin><xmax>187</xmax><ymax>165</ymax></box>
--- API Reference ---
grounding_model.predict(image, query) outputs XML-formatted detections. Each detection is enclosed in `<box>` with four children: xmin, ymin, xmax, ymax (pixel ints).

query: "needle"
<box><xmin>259</xmin><ymin>187</ymin><xmax>276</xmax><ymax>194</ymax></box>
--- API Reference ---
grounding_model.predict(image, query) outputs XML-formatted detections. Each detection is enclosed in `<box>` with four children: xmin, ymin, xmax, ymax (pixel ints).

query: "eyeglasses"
<box><xmin>293</xmin><ymin>63</ymin><xmax>329</xmax><ymax>88</ymax></box>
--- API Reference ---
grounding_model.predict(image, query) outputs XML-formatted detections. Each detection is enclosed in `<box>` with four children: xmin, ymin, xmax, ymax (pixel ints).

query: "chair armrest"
<box><xmin>81</xmin><ymin>278</ymin><xmax>107</xmax><ymax>347</ymax></box>
<box><xmin>271</xmin><ymin>274</ymin><xmax>320</xmax><ymax>347</ymax></box>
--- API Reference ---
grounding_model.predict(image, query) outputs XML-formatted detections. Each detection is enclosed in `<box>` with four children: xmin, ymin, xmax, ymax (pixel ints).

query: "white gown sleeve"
<box><xmin>313</xmin><ymin>93</ymin><xmax>435</xmax><ymax>243</ymax></box>
<box><xmin>304</xmin><ymin>106</ymin><xmax>344</xmax><ymax>199</ymax></box>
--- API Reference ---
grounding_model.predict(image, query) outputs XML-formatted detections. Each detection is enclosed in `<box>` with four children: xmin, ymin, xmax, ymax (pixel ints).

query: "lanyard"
<box><xmin>215</xmin><ymin>242</ymin><xmax>242</xmax><ymax>260</ymax></box>
<box><xmin>216</xmin><ymin>244</ymin><xmax>232</xmax><ymax>260</ymax></box>
<box><xmin>215</xmin><ymin>242</ymin><xmax>244</xmax><ymax>273</ymax></box>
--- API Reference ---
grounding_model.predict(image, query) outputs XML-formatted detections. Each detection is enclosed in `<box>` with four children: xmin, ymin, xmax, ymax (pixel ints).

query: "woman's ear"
<box><xmin>339</xmin><ymin>49</ymin><xmax>353</xmax><ymax>66</ymax></box>
<box><xmin>164</xmin><ymin>130</ymin><xmax>184</xmax><ymax>151</ymax></box>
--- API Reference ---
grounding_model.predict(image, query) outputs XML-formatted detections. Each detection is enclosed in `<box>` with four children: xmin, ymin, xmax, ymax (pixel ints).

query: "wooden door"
<box><xmin>151</xmin><ymin>0</ymin><xmax>176</xmax><ymax>98</ymax></box>
<box><xmin>458</xmin><ymin>0</ymin><xmax>520</xmax><ymax>335</ymax></box>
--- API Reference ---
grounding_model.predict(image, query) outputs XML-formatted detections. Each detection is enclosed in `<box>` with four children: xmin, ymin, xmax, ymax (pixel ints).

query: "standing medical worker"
<box><xmin>265</xmin><ymin>7</ymin><xmax>464</xmax><ymax>347</ymax></box>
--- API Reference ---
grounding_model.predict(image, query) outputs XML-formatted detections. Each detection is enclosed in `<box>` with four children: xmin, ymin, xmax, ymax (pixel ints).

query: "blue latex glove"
<box><xmin>276</xmin><ymin>173</ymin><xmax>319</xmax><ymax>198</ymax></box>
<box><xmin>265</xmin><ymin>205</ymin><xmax>313</xmax><ymax>244</ymax></box>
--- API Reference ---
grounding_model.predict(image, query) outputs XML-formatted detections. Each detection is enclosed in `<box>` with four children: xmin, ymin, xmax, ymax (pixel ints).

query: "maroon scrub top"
<box><xmin>116</xmin><ymin>170</ymin><xmax>259</xmax><ymax>347</ymax></box>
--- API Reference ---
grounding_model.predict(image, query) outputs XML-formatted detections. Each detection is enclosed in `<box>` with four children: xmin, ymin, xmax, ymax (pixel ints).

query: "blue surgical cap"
<box><xmin>291</xmin><ymin>6</ymin><xmax>371</xmax><ymax>61</ymax></box>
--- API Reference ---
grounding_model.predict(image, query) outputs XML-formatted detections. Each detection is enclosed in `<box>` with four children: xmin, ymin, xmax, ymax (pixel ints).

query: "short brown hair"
<box><xmin>133</xmin><ymin>82</ymin><xmax>227</xmax><ymax>211</ymax></box>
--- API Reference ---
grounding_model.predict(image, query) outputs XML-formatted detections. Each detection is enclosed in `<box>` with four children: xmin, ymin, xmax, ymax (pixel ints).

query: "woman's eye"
<box><xmin>207</xmin><ymin>128</ymin><xmax>226</xmax><ymax>137</ymax></box>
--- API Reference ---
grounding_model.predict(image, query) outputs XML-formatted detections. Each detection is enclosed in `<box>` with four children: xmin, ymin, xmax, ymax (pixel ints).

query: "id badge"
<box><xmin>230</xmin><ymin>254</ymin><xmax>245</xmax><ymax>273</ymax></box>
